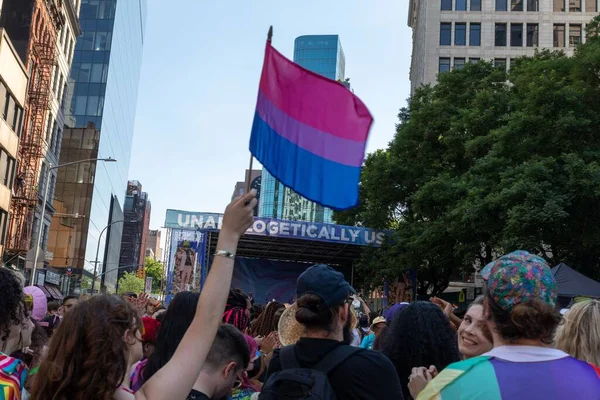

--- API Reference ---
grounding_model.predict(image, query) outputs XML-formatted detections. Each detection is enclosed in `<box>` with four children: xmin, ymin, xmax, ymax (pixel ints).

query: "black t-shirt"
<box><xmin>265</xmin><ymin>338</ymin><xmax>404</xmax><ymax>400</ymax></box>
<box><xmin>187</xmin><ymin>390</ymin><xmax>210</xmax><ymax>400</ymax></box>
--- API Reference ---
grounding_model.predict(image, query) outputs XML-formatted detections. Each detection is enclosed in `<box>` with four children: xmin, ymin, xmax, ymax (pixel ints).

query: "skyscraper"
<box><xmin>259</xmin><ymin>35</ymin><xmax>345</xmax><ymax>224</ymax></box>
<box><xmin>48</xmin><ymin>0</ymin><xmax>147</xmax><ymax>293</ymax></box>
<box><xmin>407</xmin><ymin>0</ymin><xmax>598</xmax><ymax>93</ymax></box>
<box><xmin>146</xmin><ymin>229</ymin><xmax>162</xmax><ymax>262</ymax></box>
<box><xmin>117</xmin><ymin>180</ymin><xmax>150</xmax><ymax>282</ymax></box>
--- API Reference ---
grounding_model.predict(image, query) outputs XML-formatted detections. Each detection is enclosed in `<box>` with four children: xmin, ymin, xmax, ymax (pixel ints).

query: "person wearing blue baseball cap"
<box><xmin>262</xmin><ymin>264</ymin><xmax>403</xmax><ymax>400</ymax></box>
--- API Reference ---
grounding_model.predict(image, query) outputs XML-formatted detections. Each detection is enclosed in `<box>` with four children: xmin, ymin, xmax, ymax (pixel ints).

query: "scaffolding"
<box><xmin>8</xmin><ymin>13</ymin><xmax>57</xmax><ymax>254</ymax></box>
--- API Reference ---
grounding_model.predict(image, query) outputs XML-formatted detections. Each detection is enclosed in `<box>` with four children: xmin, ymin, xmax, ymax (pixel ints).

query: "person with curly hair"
<box><xmin>29</xmin><ymin>190</ymin><xmax>258</xmax><ymax>400</ymax></box>
<box><xmin>413</xmin><ymin>251</ymin><xmax>600</xmax><ymax>400</ymax></box>
<box><xmin>381</xmin><ymin>301</ymin><xmax>460</xmax><ymax>399</ymax></box>
<box><xmin>250</xmin><ymin>301</ymin><xmax>284</xmax><ymax>337</ymax></box>
<box><xmin>0</xmin><ymin>268</ymin><xmax>34</xmax><ymax>400</ymax></box>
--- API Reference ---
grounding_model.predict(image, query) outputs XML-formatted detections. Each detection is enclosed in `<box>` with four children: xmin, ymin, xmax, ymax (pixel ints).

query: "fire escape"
<box><xmin>8</xmin><ymin>20</ymin><xmax>57</xmax><ymax>254</ymax></box>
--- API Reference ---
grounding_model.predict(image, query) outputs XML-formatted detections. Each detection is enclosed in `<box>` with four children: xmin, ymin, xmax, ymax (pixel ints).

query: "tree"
<box><xmin>336</xmin><ymin>16</ymin><xmax>600</xmax><ymax>294</ymax></box>
<box><xmin>144</xmin><ymin>256</ymin><xmax>164</xmax><ymax>293</ymax></box>
<box><xmin>117</xmin><ymin>272</ymin><xmax>145</xmax><ymax>295</ymax></box>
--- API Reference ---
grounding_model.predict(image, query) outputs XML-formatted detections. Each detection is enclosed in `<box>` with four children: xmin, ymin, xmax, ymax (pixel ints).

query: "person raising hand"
<box><xmin>31</xmin><ymin>190</ymin><xmax>258</xmax><ymax>400</ymax></box>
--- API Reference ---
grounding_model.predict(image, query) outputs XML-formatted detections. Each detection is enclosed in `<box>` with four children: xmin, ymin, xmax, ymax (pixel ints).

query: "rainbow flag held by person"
<box><xmin>249</xmin><ymin>35</ymin><xmax>373</xmax><ymax>210</ymax></box>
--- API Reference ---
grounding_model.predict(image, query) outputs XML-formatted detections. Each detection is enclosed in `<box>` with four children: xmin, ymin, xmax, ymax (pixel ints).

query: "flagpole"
<box><xmin>245</xmin><ymin>156</ymin><xmax>253</xmax><ymax>194</ymax></box>
<box><xmin>245</xmin><ymin>26</ymin><xmax>273</xmax><ymax>196</ymax></box>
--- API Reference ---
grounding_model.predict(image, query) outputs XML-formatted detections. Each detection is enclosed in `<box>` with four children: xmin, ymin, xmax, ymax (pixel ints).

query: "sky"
<box><xmin>128</xmin><ymin>0</ymin><xmax>412</xmax><ymax>232</ymax></box>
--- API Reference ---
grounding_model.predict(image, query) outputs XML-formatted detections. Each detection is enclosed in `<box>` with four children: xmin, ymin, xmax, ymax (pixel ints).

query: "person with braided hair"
<box><xmin>250</xmin><ymin>301</ymin><xmax>284</xmax><ymax>338</ymax></box>
<box><xmin>223</xmin><ymin>289</ymin><xmax>251</xmax><ymax>332</ymax></box>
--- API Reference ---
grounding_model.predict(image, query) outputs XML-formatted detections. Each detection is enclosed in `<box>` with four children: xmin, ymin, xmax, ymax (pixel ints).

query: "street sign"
<box><xmin>145</xmin><ymin>277</ymin><xmax>153</xmax><ymax>294</ymax></box>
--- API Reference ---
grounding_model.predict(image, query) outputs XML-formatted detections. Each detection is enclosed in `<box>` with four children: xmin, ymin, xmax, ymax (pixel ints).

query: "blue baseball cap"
<box><xmin>297</xmin><ymin>264</ymin><xmax>356</xmax><ymax>307</ymax></box>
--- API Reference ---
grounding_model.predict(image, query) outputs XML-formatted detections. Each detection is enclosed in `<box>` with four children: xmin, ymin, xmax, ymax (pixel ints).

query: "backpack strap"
<box><xmin>279</xmin><ymin>345</ymin><xmax>300</xmax><ymax>370</ymax></box>
<box><xmin>314</xmin><ymin>345</ymin><xmax>362</xmax><ymax>374</ymax></box>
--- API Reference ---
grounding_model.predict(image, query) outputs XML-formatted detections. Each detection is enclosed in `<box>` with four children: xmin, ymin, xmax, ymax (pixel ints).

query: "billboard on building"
<box><xmin>165</xmin><ymin>230</ymin><xmax>207</xmax><ymax>302</ymax></box>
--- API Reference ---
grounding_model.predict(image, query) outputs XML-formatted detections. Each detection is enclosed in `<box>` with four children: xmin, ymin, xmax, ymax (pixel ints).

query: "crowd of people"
<box><xmin>1</xmin><ymin>190</ymin><xmax>600</xmax><ymax>399</ymax></box>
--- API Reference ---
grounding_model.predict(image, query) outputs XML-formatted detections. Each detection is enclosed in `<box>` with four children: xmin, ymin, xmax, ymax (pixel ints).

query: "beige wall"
<box><xmin>0</xmin><ymin>28</ymin><xmax>28</xmax><ymax>255</ymax></box>
<box><xmin>409</xmin><ymin>0</ymin><xmax>599</xmax><ymax>92</ymax></box>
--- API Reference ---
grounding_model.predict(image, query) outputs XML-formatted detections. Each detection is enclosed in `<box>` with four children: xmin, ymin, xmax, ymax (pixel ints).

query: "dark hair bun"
<box><xmin>295</xmin><ymin>294</ymin><xmax>335</xmax><ymax>328</ymax></box>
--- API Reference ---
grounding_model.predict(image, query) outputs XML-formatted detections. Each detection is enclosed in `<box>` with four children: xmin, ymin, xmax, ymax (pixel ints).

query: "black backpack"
<box><xmin>259</xmin><ymin>344</ymin><xmax>361</xmax><ymax>400</ymax></box>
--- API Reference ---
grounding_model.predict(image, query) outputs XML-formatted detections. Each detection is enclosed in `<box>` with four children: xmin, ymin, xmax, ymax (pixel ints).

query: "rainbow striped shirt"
<box><xmin>0</xmin><ymin>352</ymin><xmax>27</xmax><ymax>400</ymax></box>
<box><xmin>418</xmin><ymin>346</ymin><xmax>600</xmax><ymax>400</ymax></box>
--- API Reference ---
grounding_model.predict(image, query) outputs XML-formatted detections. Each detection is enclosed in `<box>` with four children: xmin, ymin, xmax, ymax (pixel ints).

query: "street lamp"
<box><xmin>91</xmin><ymin>218</ymin><xmax>137</xmax><ymax>293</ymax></box>
<box><xmin>30</xmin><ymin>157</ymin><xmax>117</xmax><ymax>286</ymax></box>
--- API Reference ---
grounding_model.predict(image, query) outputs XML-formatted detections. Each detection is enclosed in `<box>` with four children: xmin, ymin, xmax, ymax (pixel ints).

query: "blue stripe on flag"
<box><xmin>249</xmin><ymin>112</ymin><xmax>361</xmax><ymax>210</ymax></box>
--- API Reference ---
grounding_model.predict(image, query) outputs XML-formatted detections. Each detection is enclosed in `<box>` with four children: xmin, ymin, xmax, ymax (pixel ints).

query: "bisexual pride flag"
<box><xmin>249</xmin><ymin>38</ymin><xmax>373</xmax><ymax>210</ymax></box>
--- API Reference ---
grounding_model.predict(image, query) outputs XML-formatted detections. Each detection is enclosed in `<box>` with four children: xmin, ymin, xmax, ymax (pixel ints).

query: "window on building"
<box><xmin>469</xmin><ymin>57</ymin><xmax>481</xmax><ymax>63</ymax></box>
<box><xmin>14</xmin><ymin>107</ymin><xmax>23</xmax><ymax>137</ymax></box>
<box><xmin>527</xmin><ymin>24</ymin><xmax>539</xmax><ymax>46</ymax></box>
<box><xmin>80</xmin><ymin>31</ymin><xmax>95</xmax><ymax>51</ymax></box>
<box><xmin>570</xmin><ymin>24</ymin><xmax>582</xmax><ymax>46</ymax></box>
<box><xmin>52</xmin><ymin>68</ymin><xmax>59</xmax><ymax>95</ymax></box>
<box><xmin>439</xmin><ymin>57</ymin><xmax>451</xmax><ymax>73</ymax></box>
<box><xmin>0</xmin><ymin>84</ymin><xmax>7</xmax><ymax>120</ymax></box>
<box><xmin>586</xmin><ymin>0</ymin><xmax>597</xmax><ymax>11</ymax></box>
<box><xmin>0</xmin><ymin>150</ymin><xmax>7</xmax><ymax>189</ymax></box>
<box><xmin>79</xmin><ymin>63</ymin><xmax>91</xmax><ymax>83</ymax></box>
<box><xmin>527</xmin><ymin>0</ymin><xmax>539</xmax><ymax>10</ymax></box>
<box><xmin>454</xmin><ymin>58</ymin><xmax>466</xmax><ymax>69</ymax></box>
<box><xmin>495</xmin><ymin>23</ymin><xmax>507</xmax><ymax>46</ymax></box>
<box><xmin>569</xmin><ymin>0</ymin><xmax>582</xmax><ymax>10</ymax></box>
<box><xmin>74</xmin><ymin>96</ymin><xmax>87</xmax><ymax>115</ymax></box>
<box><xmin>511</xmin><ymin>0</ymin><xmax>524</xmax><ymax>10</ymax></box>
<box><xmin>455</xmin><ymin>23</ymin><xmax>467</xmax><ymax>45</ymax></box>
<box><xmin>470</xmin><ymin>23</ymin><xmax>481</xmax><ymax>46</ymax></box>
<box><xmin>91</xmin><ymin>63</ymin><xmax>104</xmax><ymax>83</ymax></box>
<box><xmin>496</xmin><ymin>0</ymin><xmax>508</xmax><ymax>10</ymax></box>
<box><xmin>63</xmin><ymin>28</ymin><xmax>69</xmax><ymax>55</ymax></box>
<box><xmin>49</xmin><ymin>174</ymin><xmax>55</xmax><ymax>203</ymax></box>
<box><xmin>494</xmin><ymin>58</ymin><xmax>507</xmax><ymax>71</ymax></box>
<box><xmin>440</xmin><ymin>23</ymin><xmax>452</xmax><ymax>45</ymax></box>
<box><xmin>511</xmin><ymin>23</ymin><xmax>523</xmax><ymax>46</ymax></box>
<box><xmin>4</xmin><ymin>96</ymin><xmax>15</xmax><ymax>129</ymax></box>
<box><xmin>45</xmin><ymin>116</ymin><xmax>53</xmax><ymax>141</ymax></box>
<box><xmin>94</xmin><ymin>32</ymin><xmax>111</xmax><ymax>51</ymax></box>
<box><xmin>554</xmin><ymin>0</ymin><xmax>566</xmax><ymax>11</ymax></box>
<box><xmin>554</xmin><ymin>24</ymin><xmax>566</xmax><ymax>47</ymax></box>
<box><xmin>86</xmin><ymin>96</ymin><xmax>100</xmax><ymax>116</ymax></box>
<box><xmin>456</xmin><ymin>0</ymin><xmax>467</xmax><ymax>10</ymax></box>
<box><xmin>0</xmin><ymin>209</ymin><xmax>8</xmax><ymax>247</ymax></box>
<box><xmin>0</xmin><ymin>150</ymin><xmax>15</xmax><ymax>189</ymax></box>
<box><xmin>441</xmin><ymin>0</ymin><xmax>453</xmax><ymax>10</ymax></box>
<box><xmin>471</xmin><ymin>0</ymin><xmax>482</xmax><ymax>10</ymax></box>
<box><xmin>54</xmin><ymin>128</ymin><xmax>62</xmax><ymax>155</ymax></box>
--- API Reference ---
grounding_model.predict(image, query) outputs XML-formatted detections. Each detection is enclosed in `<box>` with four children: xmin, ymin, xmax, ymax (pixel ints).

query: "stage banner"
<box><xmin>231</xmin><ymin>257</ymin><xmax>352</xmax><ymax>304</ymax></box>
<box><xmin>165</xmin><ymin>229</ymin><xmax>206</xmax><ymax>304</ymax></box>
<box><xmin>165</xmin><ymin>210</ymin><xmax>387</xmax><ymax>246</ymax></box>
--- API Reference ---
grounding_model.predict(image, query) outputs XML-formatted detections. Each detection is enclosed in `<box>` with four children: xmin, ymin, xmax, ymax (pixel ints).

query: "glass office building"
<box><xmin>48</xmin><ymin>0</ymin><xmax>147</xmax><ymax>293</ymax></box>
<box><xmin>293</xmin><ymin>35</ymin><xmax>345</xmax><ymax>80</ymax></box>
<box><xmin>259</xmin><ymin>35</ymin><xmax>345</xmax><ymax>224</ymax></box>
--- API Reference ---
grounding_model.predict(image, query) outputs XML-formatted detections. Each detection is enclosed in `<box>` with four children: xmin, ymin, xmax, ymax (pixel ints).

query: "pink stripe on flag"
<box><xmin>256</xmin><ymin>91</ymin><xmax>366</xmax><ymax>167</ymax></box>
<box><xmin>258</xmin><ymin>44</ymin><xmax>372</xmax><ymax>142</ymax></box>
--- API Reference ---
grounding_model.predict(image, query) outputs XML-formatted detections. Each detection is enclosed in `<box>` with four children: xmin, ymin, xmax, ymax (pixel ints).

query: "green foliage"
<box><xmin>144</xmin><ymin>256</ymin><xmax>164</xmax><ymax>293</ymax></box>
<box><xmin>337</xmin><ymin>22</ymin><xmax>600</xmax><ymax>294</ymax></box>
<box><xmin>117</xmin><ymin>272</ymin><xmax>145</xmax><ymax>295</ymax></box>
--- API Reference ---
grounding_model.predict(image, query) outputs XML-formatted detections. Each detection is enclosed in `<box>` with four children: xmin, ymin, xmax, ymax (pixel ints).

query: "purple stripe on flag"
<box><xmin>256</xmin><ymin>91</ymin><xmax>365</xmax><ymax>167</ymax></box>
